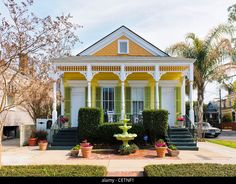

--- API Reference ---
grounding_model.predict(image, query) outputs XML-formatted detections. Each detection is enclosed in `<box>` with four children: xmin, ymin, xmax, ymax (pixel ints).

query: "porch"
<box><xmin>52</xmin><ymin>56</ymin><xmax>195</xmax><ymax>127</ymax></box>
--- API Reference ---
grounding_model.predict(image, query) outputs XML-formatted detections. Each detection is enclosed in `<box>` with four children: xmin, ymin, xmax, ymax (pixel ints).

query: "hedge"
<box><xmin>0</xmin><ymin>165</ymin><xmax>107</xmax><ymax>177</ymax></box>
<box><xmin>143</xmin><ymin>109</ymin><xmax>168</xmax><ymax>143</ymax></box>
<box><xmin>144</xmin><ymin>164</ymin><xmax>236</xmax><ymax>177</ymax></box>
<box><xmin>222</xmin><ymin>113</ymin><xmax>233</xmax><ymax>123</ymax></box>
<box><xmin>78</xmin><ymin>108</ymin><xmax>103</xmax><ymax>142</ymax></box>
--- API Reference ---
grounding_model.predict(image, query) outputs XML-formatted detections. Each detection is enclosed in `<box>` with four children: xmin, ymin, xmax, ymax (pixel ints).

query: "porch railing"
<box><xmin>49</xmin><ymin>115</ymin><xmax>64</xmax><ymax>144</ymax></box>
<box><xmin>103</xmin><ymin>112</ymin><xmax>143</xmax><ymax>124</ymax></box>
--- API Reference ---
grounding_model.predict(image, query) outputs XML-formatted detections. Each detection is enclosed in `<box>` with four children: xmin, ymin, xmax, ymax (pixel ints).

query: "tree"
<box><xmin>0</xmin><ymin>0</ymin><xmax>80</xmax><ymax>168</ymax></box>
<box><xmin>167</xmin><ymin>24</ymin><xmax>234</xmax><ymax>138</ymax></box>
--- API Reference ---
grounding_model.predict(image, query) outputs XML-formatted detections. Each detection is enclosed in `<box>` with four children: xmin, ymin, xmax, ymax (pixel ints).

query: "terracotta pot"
<box><xmin>155</xmin><ymin>147</ymin><xmax>167</xmax><ymax>157</ymax></box>
<box><xmin>81</xmin><ymin>146</ymin><xmax>93</xmax><ymax>158</ymax></box>
<box><xmin>167</xmin><ymin>148</ymin><xmax>180</xmax><ymax>157</ymax></box>
<box><xmin>28</xmin><ymin>138</ymin><xmax>37</xmax><ymax>146</ymax></box>
<box><xmin>71</xmin><ymin>150</ymin><xmax>80</xmax><ymax>157</ymax></box>
<box><xmin>38</xmin><ymin>141</ymin><xmax>48</xmax><ymax>151</ymax></box>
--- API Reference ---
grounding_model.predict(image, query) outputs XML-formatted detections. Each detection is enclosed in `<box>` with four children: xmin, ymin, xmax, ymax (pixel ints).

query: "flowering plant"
<box><xmin>80</xmin><ymin>139</ymin><xmax>92</xmax><ymax>147</ymax></box>
<box><xmin>60</xmin><ymin>116</ymin><xmax>69</xmax><ymax>123</ymax></box>
<box><xmin>35</xmin><ymin>130</ymin><xmax>48</xmax><ymax>141</ymax></box>
<box><xmin>155</xmin><ymin>139</ymin><xmax>167</xmax><ymax>147</ymax></box>
<box><xmin>177</xmin><ymin>117</ymin><xmax>184</xmax><ymax>121</ymax></box>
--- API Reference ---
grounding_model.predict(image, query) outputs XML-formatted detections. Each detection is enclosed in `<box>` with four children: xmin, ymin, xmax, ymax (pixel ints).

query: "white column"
<box><xmin>181</xmin><ymin>76</ymin><xmax>186</xmax><ymax>116</ymax></box>
<box><xmin>155</xmin><ymin>81</ymin><xmax>159</xmax><ymax>109</ymax></box>
<box><xmin>52</xmin><ymin>80</ymin><xmax>58</xmax><ymax>124</ymax></box>
<box><xmin>121</xmin><ymin>81</ymin><xmax>125</xmax><ymax>120</ymax></box>
<box><xmin>154</xmin><ymin>65</ymin><xmax>160</xmax><ymax>109</ymax></box>
<box><xmin>87</xmin><ymin>81</ymin><xmax>92</xmax><ymax>107</ymax></box>
<box><xmin>60</xmin><ymin>77</ymin><xmax>65</xmax><ymax>115</ymax></box>
<box><xmin>189</xmin><ymin>63</ymin><xmax>194</xmax><ymax>123</ymax></box>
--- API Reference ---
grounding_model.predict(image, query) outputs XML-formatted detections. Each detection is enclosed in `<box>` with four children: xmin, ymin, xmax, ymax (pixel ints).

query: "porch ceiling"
<box><xmin>160</xmin><ymin>72</ymin><xmax>182</xmax><ymax>80</ymax></box>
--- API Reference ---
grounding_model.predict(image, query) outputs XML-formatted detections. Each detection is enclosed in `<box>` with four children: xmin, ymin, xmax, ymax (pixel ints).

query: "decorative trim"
<box><xmin>98</xmin><ymin>80</ymin><xmax>119</xmax><ymax>87</ymax></box>
<box><xmin>158</xmin><ymin>80</ymin><xmax>180</xmax><ymax>87</ymax></box>
<box><xmin>128</xmin><ymin>80</ymin><xmax>149</xmax><ymax>87</ymax></box>
<box><xmin>67</xmin><ymin>80</ymin><xmax>88</xmax><ymax>87</ymax></box>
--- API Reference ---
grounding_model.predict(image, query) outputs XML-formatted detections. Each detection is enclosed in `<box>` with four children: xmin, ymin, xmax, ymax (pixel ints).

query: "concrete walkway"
<box><xmin>2</xmin><ymin>141</ymin><xmax>236</xmax><ymax>173</ymax></box>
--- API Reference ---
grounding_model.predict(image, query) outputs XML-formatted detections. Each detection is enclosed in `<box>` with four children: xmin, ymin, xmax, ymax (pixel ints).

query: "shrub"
<box><xmin>168</xmin><ymin>144</ymin><xmax>177</xmax><ymax>150</ymax></box>
<box><xmin>0</xmin><ymin>165</ymin><xmax>107</xmax><ymax>177</ymax></box>
<box><xmin>72</xmin><ymin>145</ymin><xmax>80</xmax><ymax>150</ymax></box>
<box><xmin>144</xmin><ymin>164</ymin><xmax>236</xmax><ymax>177</ymax></box>
<box><xmin>35</xmin><ymin>130</ymin><xmax>48</xmax><ymax>141</ymax></box>
<box><xmin>222</xmin><ymin>114</ymin><xmax>233</xmax><ymax>123</ymax></box>
<box><xmin>118</xmin><ymin>144</ymin><xmax>139</xmax><ymax>155</ymax></box>
<box><xmin>143</xmin><ymin>109</ymin><xmax>168</xmax><ymax>143</ymax></box>
<box><xmin>78</xmin><ymin>108</ymin><xmax>103</xmax><ymax>142</ymax></box>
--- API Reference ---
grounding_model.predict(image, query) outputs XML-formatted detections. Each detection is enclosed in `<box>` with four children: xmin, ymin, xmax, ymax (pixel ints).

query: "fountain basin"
<box><xmin>113</xmin><ymin>134</ymin><xmax>137</xmax><ymax>140</ymax></box>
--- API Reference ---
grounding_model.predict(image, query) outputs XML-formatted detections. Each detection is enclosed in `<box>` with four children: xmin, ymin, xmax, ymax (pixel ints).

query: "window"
<box><xmin>132</xmin><ymin>87</ymin><xmax>144</xmax><ymax>115</ymax></box>
<box><xmin>118</xmin><ymin>40</ymin><xmax>129</xmax><ymax>54</ymax></box>
<box><xmin>102</xmin><ymin>87</ymin><xmax>114</xmax><ymax>112</ymax></box>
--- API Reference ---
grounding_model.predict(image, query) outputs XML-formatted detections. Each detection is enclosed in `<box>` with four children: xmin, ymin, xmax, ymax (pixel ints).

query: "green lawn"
<box><xmin>206</xmin><ymin>139</ymin><xmax>236</xmax><ymax>149</ymax></box>
<box><xmin>144</xmin><ymin>164</ymin><xmax>236</xmax><ymax>177</ymax></box>
<box><xmin>0</xmin><ymin>165</ymin><xmax>107</xmax><ymax>177</ymax></box>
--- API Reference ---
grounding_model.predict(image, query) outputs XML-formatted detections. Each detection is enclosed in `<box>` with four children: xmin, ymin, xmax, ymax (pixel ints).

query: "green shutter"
<box><xmin>115</xmin><ymin>86</ymin><xmax>121</xmax><ymax>116</ymax></box>
<box><xmin>96</xmin><ymin>87</ymin><xmax>101</xmax><ymax>108</ymax></box>
<box><xmin>144</xmin><ymin>87</ymin><xmax>151</xmax><ymax>110</ymax></box>
<box><xmin>159</xmin><ymin>87</ymin><xmax>162</xmax><ymax>109</ymax></box>
<box><xmin>125</xmin><ymin>87</ymin><xmax>131</xmax><ymax>115</ymax></box>
<box><xmin>64</xmin><ymin>87</ymin><xmax>71</xmax><ymax>119</ymax></box>
<box><xmin>85</xmin><ymin>87</ymin><xmax>88</xmax><ymax>107</ymax></box>
<box><xmin>175</xmin><ymin>87</ymin><xmax>181</xmax><ymax>118</ymax></box>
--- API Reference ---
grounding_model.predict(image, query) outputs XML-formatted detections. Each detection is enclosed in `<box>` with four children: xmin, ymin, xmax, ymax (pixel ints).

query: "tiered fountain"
<box><xmin>113</xmin><ymin>117</ymin><xmax>137</xmax><ymax>147</ymax></box>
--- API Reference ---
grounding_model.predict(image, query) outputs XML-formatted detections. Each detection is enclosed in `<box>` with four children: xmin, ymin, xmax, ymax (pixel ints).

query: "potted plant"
<box><xmin>70</xmin><ymin>145</ymin><xmax>80</xmax><ymax>157</ymax></box>
<box><xmin>36</xmin><ymin>130</ymin><xmax>48</xmax><ymax>151</ymax></box>
<box><xmin>177</xmin><ymin>116</ymin><xmax>185</xmax><ymax>128</ymax></box>
<box><xmin>28</xmin><ymin>130</ymin><xmax>37</xmax><ymax>146</ymax></box>
<box><xmin>155</xmin><ymin>139</ymin><xmax>167</xmax><ymax>158</ymax></box>
<box><xmin>167</xmin><ymin>144</ymin><xmax>180</xmax><ymax>157</ymax></box>
<box><xmin>80</xmin><ymin>139</ymin><xmax>93</xmax><ymax>158</ymax></box>
<box><xmin>60</xmin><ymin>116</ymin><xmax>69</xmax><ymax>128</ymax></box>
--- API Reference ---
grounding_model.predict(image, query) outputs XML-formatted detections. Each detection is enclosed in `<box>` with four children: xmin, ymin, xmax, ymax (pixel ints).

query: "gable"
<box><xmin>93</xmin><ymin>35</ymin><xmax>153</xmax><ymax>56</ymax></box>
<box><xmin>78</xmin><ymin>26</ymin><xmax>169</xmax><ymax>57</ymax></box>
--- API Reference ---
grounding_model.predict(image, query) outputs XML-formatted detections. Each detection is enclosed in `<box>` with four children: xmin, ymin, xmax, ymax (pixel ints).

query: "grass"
<box><xmin>144</xmin><ymin>164</ymin><xmax>236</xmax><ymax>177</ymax></box>
<box><xmin>206</xmin><ymin>139</ymin><xmax>236</xmax><ymax>149</ymax></box>
<box><xmin>0</xmin><ymin>165</ymin><xmax>107</xmax><ymax>177</ymax></box>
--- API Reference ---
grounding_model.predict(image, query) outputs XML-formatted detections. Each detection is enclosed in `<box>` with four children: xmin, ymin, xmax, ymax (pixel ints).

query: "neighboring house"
<box><xmin>220</xmin><ymin>92</ymin><xmax>236</xmax><ymax>122</ymax></box>
<box><xmin>0</xmin><ymin>56</ymin><xmax>34</xmax><ymax>139</ymax></box>
<box><xmin>52</xmin><ymin>26</ymin><xmax>195</xmax><ymax>128</ymax></box>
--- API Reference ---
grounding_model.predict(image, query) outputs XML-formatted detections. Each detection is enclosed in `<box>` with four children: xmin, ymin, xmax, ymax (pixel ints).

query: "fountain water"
<box><xmin>113</xmin><ymin>118</ymin><xmax>137</xmax><ymax>147</ymax></box>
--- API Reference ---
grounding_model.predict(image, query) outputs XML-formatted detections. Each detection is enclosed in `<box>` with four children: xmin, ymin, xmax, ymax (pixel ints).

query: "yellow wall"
<box><xmin>93</xmin><ymin>36</ymin><xmax>153</xmax><ymax>56</ymax></box>
<box><xmin>160</xmin><ymin>72</ymin><xmax>182</xmax><ymax>80</ymax></box>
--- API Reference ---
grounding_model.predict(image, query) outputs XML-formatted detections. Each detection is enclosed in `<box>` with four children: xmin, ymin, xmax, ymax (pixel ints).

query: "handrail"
<box><xmin>49</xmin><ymin>115</ymin><xmax>63</xmax><ymax>144</ymax></box>
<box><xmin>184</xmin><ymin>114</ymin><xmax>197</xmax><ymax>142</ymax></box>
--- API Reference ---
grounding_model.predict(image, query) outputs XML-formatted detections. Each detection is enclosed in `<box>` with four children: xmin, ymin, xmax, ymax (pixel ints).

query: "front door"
<box><xmin>71</xmin><ymin>88</ymin><xmax>85</xmax><ymax>127</ymax></box>
<box><xmin>161</xmin><ymin>87</ymin><xmax>175</xmax><ymax>127</ymax></box>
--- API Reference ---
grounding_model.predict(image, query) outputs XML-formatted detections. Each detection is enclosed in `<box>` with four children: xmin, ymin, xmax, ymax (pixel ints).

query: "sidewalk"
<box><xmin>2</xmin><ymin>141</ymin><xmax>236</xmax><ymax>172</ymax></box>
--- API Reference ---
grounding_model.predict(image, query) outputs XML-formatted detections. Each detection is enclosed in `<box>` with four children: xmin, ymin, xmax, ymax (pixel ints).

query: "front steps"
<box><xmin>166</xmin><ymin>128</ymin><xmax>198</xmax><ymax>151</ymax></box>
<box><xmin>50</xmin><ymin>128</ymin><xmax>77</xmax><ymax>149</ymax></box>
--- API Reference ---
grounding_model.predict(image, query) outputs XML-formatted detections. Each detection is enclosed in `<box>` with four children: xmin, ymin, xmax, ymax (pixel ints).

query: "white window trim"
<box><xmin>98</xmin><ymin>80</ymin><xmax>118</xmax><ymax>87</ymax></box>
<box><xmin>118</xmin><ymin>40</ymin><xmax>129</xmax><ymax>54</ymax></box>
<box><xmin>128</xmin><ymin>80</ymin><xmax>148</xmax><ymax>87</ymax></box>
<box><xmin>67</xmin><ymin>80</ymin><xmax>88</xmax><ymax>87</ymax></box>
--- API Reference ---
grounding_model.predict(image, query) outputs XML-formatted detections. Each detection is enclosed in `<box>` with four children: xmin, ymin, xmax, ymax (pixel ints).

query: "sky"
<box><xmin>1</xmin><ymin>0</ymin><xmax>235</xmax><ymax>103</ymax></box>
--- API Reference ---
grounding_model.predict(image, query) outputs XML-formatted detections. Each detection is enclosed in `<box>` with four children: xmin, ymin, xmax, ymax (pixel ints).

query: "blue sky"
<box><xmin>1</xmin><ymin>0</ymin><xmax>235</xmax><ymax>103</ymax></box>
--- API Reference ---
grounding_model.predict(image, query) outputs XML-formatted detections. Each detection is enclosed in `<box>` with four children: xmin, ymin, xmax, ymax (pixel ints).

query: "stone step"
<box><xmin>48</xmin><ymin>146</ymin><xmax>74</xmax><ymax>150</ymax></box>
<box><xmin>166</xmin><ymin>138</ymin><xmax>194</xmax><ymax>142</ymax></box>
<box><xmin>169</xmin><ymin>135</ymin><xmax>192</xmax><ymax>138</ymax></box>
<box><xmin>51</xmin><ymin>142</ymin><xmax>77</xmax><ymax>146</ymax></box>
<box><xmin>168</xmin><ymin>131</ymin><xmax>189</xmax><ymax>134</ymax></box>
<box><xmin>167</xmin><ymin>142</ymin><xmax>197</xmax><ymax>146</ymax></box>
<box><xmin>169</xmin><ymin>128</ymin><xmax>188</xmax><ymax>131</ymax></box>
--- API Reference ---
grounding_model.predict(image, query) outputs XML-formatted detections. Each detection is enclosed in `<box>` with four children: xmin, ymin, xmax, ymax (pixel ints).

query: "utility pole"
<box><xmin>219</xmin><ymin>88</ymin><xmax>222</xmax><ymax>125</ymax></box>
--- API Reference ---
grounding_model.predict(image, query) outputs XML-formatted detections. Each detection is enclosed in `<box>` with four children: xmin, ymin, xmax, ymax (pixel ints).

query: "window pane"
<box><xmin>120</xmin><ymin>42</ymin><xmax>127</xmax><ymax>53</ymax></box>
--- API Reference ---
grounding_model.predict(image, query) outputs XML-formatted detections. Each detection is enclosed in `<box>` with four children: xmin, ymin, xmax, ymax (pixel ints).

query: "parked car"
<box><xmin>202</xmin><ymin>122</ymin><xmax>221</xmax><ymax>138</ymax></box>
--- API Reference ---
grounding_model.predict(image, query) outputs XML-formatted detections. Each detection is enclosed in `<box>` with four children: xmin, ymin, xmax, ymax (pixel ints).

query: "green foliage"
<box><xmin>222</xmin><ymin>113</ymin><xmax>233</xmax><ymax>123</ymax></box>
<box><xmin>72</xmin><ymin>145</ymin><xmax>80</xmax><ymax>150</ymax></box>
<box><xmin>78</xmin><ymin>108</ymin><xmax>103</xmax><ymax>142</ymax></box>
<box><xmin>0</xmin><ymin>165</ymin><xmax>107</xmax><ymax>177</ymax></box>
<box><xmin>206</xmin><ymin>140</ymin><xmax>236</xmax><ymax>149</ymax></box>
<box><xmin>35</xmin><ymin>130</ymin><xmax>48</xmax><ymax>140</ymax></box>
<box><xmin>228</xmin><ymin>4</ymin><xmax>236</xmax><ymax>23</ymax></box>
<box><xmin>142</xmin><ymin>109</ymin><xmax>168</xmax><ymax>143</ymax></box>
<box><xmin>144</xmin><ymin>164</ymin><xmax>236</xmax><ymax>177</ymax></box>
<box><xmin>118</xmin><ymin>144</ymin><xmax>139</xmax><ymax>155</ymax></box>
<box><xmin>168</xmin><ymin>144</ymin><xmax>177</xmax><ymax>150</ymax></box>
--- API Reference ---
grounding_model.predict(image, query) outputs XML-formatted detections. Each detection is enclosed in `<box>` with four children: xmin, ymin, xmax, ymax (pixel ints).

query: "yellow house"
<box><xmin>52</xmin><ymin>26</ymin><xmax>195</xmax><ymax>128</ymax></box>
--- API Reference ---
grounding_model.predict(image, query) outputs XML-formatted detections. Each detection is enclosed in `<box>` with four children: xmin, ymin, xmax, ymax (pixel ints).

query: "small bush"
<box><xmin>72</xmin><ymin>145</ymin><xmax>80</xmax><ymax>150</ymax></box>
<box><xmin>222</xmin><ymin>114</ymin><xmax>233</xmax><ymax>123</ymax></box>
<box><xmin>0</xmin><ymin>165</ymin><xmax>107</xmax><ymax>177</ymax></box>
<box><xmin>78</xmin><ymin>108</ymin><xmax>103</xmax><ymax>142</ymax></box>
<box><xmin>144</xmin><ymin>164</ymin><xmax>236</xmax><ymax>177</ymax></box>
<box><xmin>118</xmin><ymin>144</ymin><xmax>139</xmax><ymax>155</ymax></box>
<box><xmin>143</xmin><ymin>109</ymin><xmax>168</xmax><ymax>143</ymax></box>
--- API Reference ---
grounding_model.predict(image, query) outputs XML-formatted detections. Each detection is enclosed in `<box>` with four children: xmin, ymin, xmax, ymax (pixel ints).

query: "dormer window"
<box><xmin>118</xmin><ymin>40</ymin><xmax>129</xmax><ymax>54</ymax></box>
